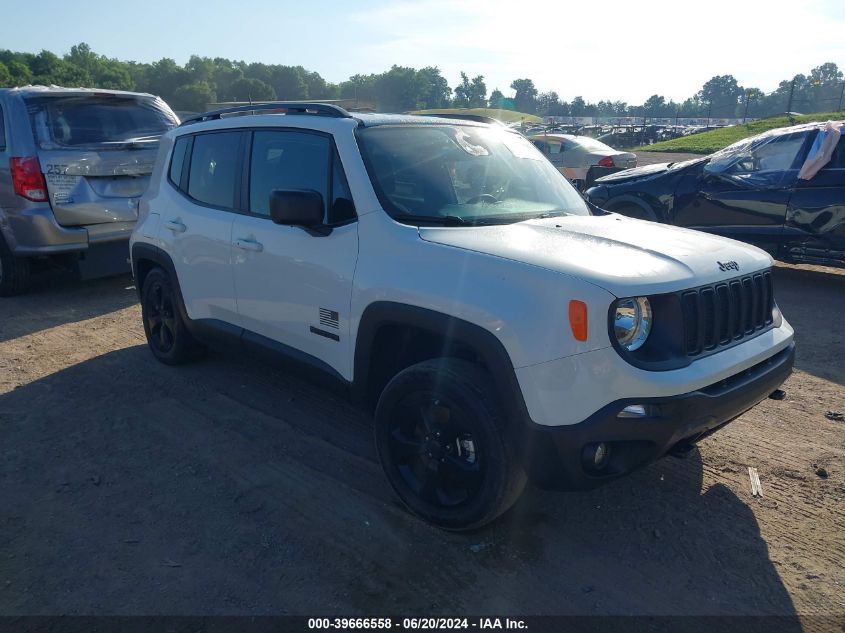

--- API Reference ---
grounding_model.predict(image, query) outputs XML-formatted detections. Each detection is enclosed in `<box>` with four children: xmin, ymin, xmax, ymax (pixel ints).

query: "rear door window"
<box><xmin>0</xmin><ymin>104</ymin><xmax>5</xmax><ymax>150</ymax></box>
<box><xmin>187</xmin><ymin>132</ymin><xmax>242</xmax><ymax>209</ymax></box>
<box><xmin>26</xmin><ymin>95</ymin><xmax>177</xmax><ymax>148</ymax></box>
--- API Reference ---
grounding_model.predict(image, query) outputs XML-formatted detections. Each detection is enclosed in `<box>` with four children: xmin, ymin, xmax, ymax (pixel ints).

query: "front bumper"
<box><xmin>520</xmin><ymin>342</ymin><xmax>794</xmax><ymax>489</ymax></box>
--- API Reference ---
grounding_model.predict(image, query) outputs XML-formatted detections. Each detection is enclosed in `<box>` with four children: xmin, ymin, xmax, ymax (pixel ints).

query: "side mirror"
<box><xmin>269</xmin><ymin>190</ymin><xmax>324</xmax><ymax>227</ymax></box>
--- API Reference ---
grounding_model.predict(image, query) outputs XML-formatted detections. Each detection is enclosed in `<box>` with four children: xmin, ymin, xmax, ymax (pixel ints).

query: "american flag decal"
<box><xmin>319</xmin><ymin>308</ymin><xmax>339</xmax><ymax>329</ymax></box>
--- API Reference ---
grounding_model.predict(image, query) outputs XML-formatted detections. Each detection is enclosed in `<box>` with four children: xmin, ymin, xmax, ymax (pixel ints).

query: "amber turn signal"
<box><xmin>568</xmin><ymin>300</ymin><xmax>588</xmax><ymax>341</ymax></box>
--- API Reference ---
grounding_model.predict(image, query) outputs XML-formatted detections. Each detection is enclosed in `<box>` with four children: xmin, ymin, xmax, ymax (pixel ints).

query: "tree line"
<box><xmin>0</xmin><ymin>43</ymin><xmax>842</xmax><ymax>119</ymax></box>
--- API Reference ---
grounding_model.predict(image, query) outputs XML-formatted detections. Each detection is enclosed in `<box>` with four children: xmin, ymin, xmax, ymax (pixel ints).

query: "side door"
<box><xmin>784</xmin><ymin>134</ymin><xmax>845</xmax><ymax>265</ymax></box>
<box><xmin>672</xmin><ymin>131</ymin><xmax>812</xmax><ymax>255</ymax></box>
<box><xmin>158</xmin><ymin>131</ymin><xmax>242</xmax><ymax>324</ymax></box>
<box><xmin>231</xmin><ymin>128</ymin><xmax>359</xmax><ymax>378</ymax></box>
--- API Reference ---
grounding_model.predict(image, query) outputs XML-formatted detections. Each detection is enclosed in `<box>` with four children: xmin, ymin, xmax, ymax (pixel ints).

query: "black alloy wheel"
<box><xmin>145</xmin><ymin>278</ymin><xmax>177</xmax><ymax>355</ymax></box>
<box><xmin>387</xmin><ymin>392</ymin><xmax>484</xmax><ymax>508</ymax></box>
<box><xmin>375</xmin><ymin>358</ymin><xmax>526</xmax><ymax>530</ymax></box>
<box><xmin>140</xmin><ymin>267</ymin><xmax>204</xmax><ymax>365</ymax></box>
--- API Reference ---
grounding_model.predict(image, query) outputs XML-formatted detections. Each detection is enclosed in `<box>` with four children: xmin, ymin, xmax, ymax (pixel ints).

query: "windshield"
<box><xmin>27</xmin><ymin>95</ymin><xmax>178</xmax><ymax>148</ymax></box>
<box><xmin>357</xmin><ymin>124</ymin><xmax>590</xmax><ymax>225</ymax></box>
<box><xmin>569</xmin><ymin>137</ymin><xmax>615</xmax><ymax>153</ymax></box>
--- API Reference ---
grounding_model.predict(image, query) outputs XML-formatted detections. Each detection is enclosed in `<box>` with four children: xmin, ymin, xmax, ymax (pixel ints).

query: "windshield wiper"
<box><xmin>124</xmin><ymin>135</ymin><xmax>162</xmax><ymax>143</ymax></box>
<box><xmin>397</xmin><ymin>214</ymin><xmax>468</xmax><ymax>226</ymax></box>
<box><xmin>532</xmin><ymin>211</ymin><xmax>570</xmax><ymax>220</ymax></box>
<box><xmin>463</xmin><ymin>210</ymin><xmax>571</xmax><ymax>226</ymax></box>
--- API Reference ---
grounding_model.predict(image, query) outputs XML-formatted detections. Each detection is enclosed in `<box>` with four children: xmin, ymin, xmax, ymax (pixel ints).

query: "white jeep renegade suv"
<box><xmin>130</xmin><ymin>103</ymin><xmax>795</xmax><ymax>530</ymax></box>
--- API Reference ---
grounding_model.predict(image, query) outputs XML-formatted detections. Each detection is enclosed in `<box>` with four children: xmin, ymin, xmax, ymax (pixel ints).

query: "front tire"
<box><xmin>374</xmin><ymin>358</ymin><xmax>526</xmax><ymax>530</ymax></box>
<box><xmin>140</xmin><ymin>267</ymin><xmax>204</xmax><ymax>365</ymax></box>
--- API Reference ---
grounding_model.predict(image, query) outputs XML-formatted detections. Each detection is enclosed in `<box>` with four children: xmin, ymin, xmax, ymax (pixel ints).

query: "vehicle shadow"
<box><xmin>485</xmin><ymin>454</ymin><xmax>801</xmax><ymax>623</ymax></box>
<box><xmin>0</xmin><ymin>273</ymin><xmax>137</xmax><ymax>344</ymax></box>
<box><xmin>773</xmin><ymin>264</ymin><xmax>845</xmax><ymax>386</ymax></box>
<box><xmin>0</xmin><ymin>346</ymin><xmax>802</xmax><ymax>626</ymax></box>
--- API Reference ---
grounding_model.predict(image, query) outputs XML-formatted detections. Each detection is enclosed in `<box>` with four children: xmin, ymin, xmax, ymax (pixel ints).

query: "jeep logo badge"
<box><xmin>718</xmin><ymin>260</ymin><xmax>739</xmax><ymax>272</ymax></box>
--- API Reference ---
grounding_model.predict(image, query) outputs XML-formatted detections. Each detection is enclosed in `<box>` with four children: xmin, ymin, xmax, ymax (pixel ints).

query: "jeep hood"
<box><xmin>595</xmin><ymin>157</ymin><xmax>707</xmax><ymax>184</ymax></box>
<box><xmin>418</xmin><ymin>214</ymin><xmax>772</xmax><ymax>297</ymax></box>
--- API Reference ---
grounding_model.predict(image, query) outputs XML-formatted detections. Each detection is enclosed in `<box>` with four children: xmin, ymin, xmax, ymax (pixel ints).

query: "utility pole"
<box><xmin>641</xmin><ymin>113</ymin><xmax>647</xmax><ymax>146</ymax></box>
<box><xmin>786</xmin><ymin>79</ymin><xmax>795</xmax><ymax>114</ymax></box>
<box><xmin>742</xmin><ymin>91</ymin><xmax>750</xmax><ymax>124</ymax></box>
<box><xmin>838</xmin><ymin>81</ymin><xmax>845</xmax><ymax>111</ymax></box>
<box><xmin>706</xmin><ymin>102</ymin><xmax>712</xmax><ymax>129</ymax></box>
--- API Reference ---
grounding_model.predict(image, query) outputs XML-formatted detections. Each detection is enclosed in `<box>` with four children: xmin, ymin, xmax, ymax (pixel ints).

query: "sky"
<box><xmin>2</xmin><ymin>0</ymin><xmax>844</xmax><ymax>104</ymax></box>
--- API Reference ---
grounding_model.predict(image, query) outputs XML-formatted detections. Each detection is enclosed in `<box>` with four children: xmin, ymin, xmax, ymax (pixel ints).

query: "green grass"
<box><xmin>410</xmin><ymin>107</ymin><xmax>543</xmax><ymax>124</ymax></box>
<box><xmin>636</xmin><ymin>111</ymin><xmax>845</xmax><ymax>154</ymax></box>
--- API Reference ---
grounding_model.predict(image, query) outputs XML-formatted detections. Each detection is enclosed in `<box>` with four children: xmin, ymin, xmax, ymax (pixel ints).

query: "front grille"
<box><xmin>680</xmin><ymin>271</ymin><xmax>774</xmax><ymax>356</ymax></box>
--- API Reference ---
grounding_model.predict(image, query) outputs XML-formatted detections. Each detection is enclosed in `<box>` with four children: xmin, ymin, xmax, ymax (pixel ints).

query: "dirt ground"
<box><xmin>0</xmin><ymin>262</ymin><xmax>843</xmax><ymax>622</ymax></box>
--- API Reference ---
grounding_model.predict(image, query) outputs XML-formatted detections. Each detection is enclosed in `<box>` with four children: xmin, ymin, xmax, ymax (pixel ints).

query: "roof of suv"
<box><xmin>0</xmin><ymin>85</ymin><xmax>158</xmax><ymax>99</ymax></box>
<box><xmin>178</xmin><ymin>102</ymin><xmax>494</xmax><ymax>129</ymax></box>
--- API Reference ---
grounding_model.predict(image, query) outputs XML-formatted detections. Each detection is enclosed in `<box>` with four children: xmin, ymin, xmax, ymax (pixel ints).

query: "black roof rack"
<box><xmin>415</xmin><ymin>112</ymin><xmax>504</xmax><ymax>126</ymax></box>
<box><xmin>180</xmin><ymin>102</ymin><xmax>353</xmax><ymax>126</ymax></box>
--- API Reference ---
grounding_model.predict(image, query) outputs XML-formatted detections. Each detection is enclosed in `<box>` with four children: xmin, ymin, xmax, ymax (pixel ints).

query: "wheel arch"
<box><xmin>353</xmin><ymin>302</ymin><xmax>529</xmax><ymax>425</ymax></box>
<box><xmin>604</xmin><ymin>194</ymin><xmax>663</xmax><ymax>222</ymax></box>
<box><xmin>131</xmin><ymin>242</ymin><xmax>190</xmax><ymax>324</ymax></box>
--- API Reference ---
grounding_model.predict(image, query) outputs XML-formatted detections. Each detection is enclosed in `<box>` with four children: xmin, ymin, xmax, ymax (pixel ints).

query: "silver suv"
<box><xmin>0</xmin><ymin>86</ymin><xmax>178</xmax><ymax>295</ymax></box>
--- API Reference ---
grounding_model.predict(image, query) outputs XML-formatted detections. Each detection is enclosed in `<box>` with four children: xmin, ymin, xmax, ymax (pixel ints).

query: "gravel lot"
<box><xmin>0</xmin><ymin>261</ymin><xmax>843</xmax><ymax>621</ymax></box>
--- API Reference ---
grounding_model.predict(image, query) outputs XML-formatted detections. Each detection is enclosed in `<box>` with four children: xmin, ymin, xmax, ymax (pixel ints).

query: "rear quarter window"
<box><xmin>168</xmin><ymin>136</ymin><xmax>190</xmax><ymax>188</ymax></box>
<box><xmin>0</xmin><ymin>104</ymin><xmax>5</xmax><ymax>150</ymax></box>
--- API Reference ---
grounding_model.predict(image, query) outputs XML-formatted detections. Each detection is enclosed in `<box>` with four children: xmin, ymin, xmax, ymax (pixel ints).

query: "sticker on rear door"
<box><xmin>45</xmin><ymin>172</ymin><xmax>82</xmax><ymax>204</ymax></box>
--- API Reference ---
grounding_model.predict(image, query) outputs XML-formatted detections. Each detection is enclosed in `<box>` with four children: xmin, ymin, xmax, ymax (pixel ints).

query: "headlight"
<box><xmin>614</xmin><ymin>297</ymin><xmax>652</xmax><ymax>351</ymax></box>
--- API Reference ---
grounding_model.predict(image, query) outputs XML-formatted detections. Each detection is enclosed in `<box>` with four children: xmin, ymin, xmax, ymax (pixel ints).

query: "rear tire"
<box><xmin>140</xmin><ymin>267</ymin><xmax>204</xmax><ymax>365</ymax></box>
<box><xmin>374</xmin><ymin>358</ymin><xmax>527</xmax><ymax>530</ymax></box>
<box><xmin>0</xmin><ymin>235</ymin><xmax>31</xmax><ymax>297</ymax></box>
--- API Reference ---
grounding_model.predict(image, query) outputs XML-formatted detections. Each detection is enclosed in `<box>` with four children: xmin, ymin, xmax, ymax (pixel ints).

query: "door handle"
<box><xmin>234</xmin><ymin>238</ymin><xmax>263</xmax><ymax>252</ymax></box>
<box><xmin>165</xmin><ymin>220</ymin><xmax>187</xmax><ymax>233</ymax></box>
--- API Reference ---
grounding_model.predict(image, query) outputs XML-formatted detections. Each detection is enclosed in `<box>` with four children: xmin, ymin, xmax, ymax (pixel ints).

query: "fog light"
<box><xmin>582</xmin><ymin>442</ymin><xmax>611</xmax><ymax>470</ymax></box>
<box><xmin>618</xmin><ymin>404</ymin><xmax>648</xmax><ymax>418</ymax></box>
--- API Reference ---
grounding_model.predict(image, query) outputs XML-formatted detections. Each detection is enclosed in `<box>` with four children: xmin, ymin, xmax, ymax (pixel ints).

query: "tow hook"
<box><xmin>769</xmin><ymin>389</ymin><xmax>786</xmax><ymax>400</ymax></box>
